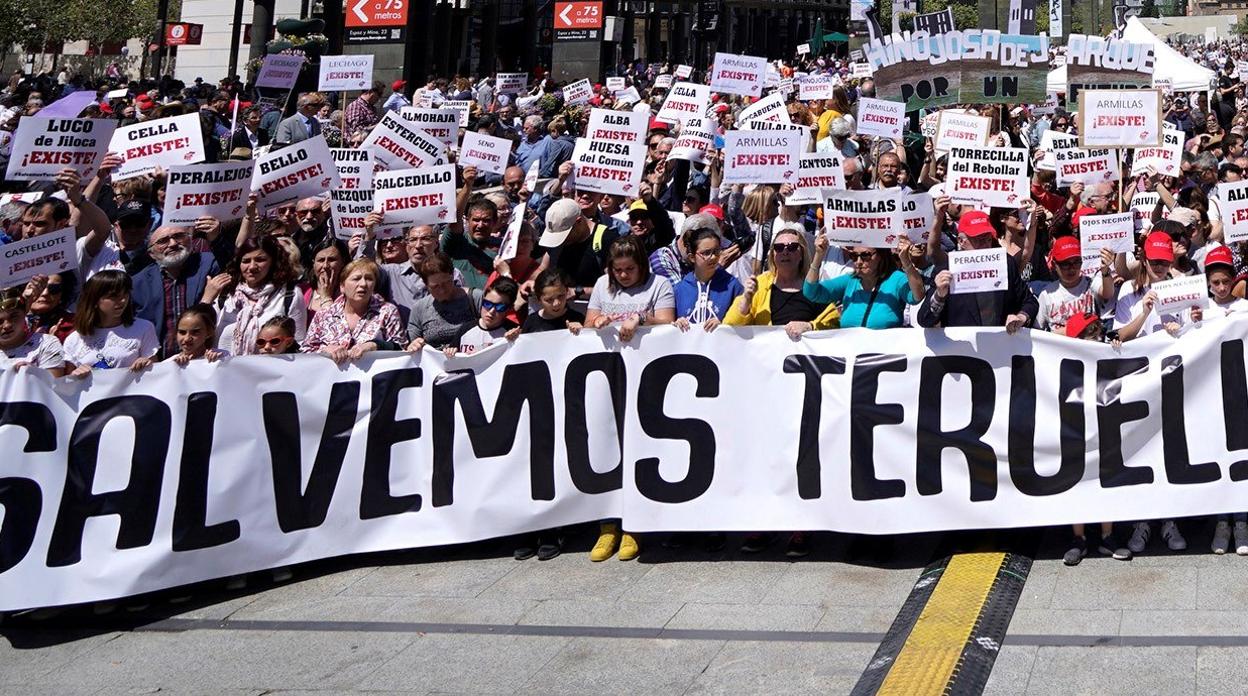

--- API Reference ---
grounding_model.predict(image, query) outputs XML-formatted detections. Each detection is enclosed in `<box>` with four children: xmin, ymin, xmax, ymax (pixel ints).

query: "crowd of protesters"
<box><xmin>8</xmin><ymin>31</ymin><xmax>1248</xmax><ymax>573</ymax></box>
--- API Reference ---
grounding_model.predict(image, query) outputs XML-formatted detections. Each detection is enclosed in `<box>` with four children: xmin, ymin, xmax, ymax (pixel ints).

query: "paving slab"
<box><xmin>361</xmin><ymin>633</ymin><xmax>571</xmax><ymax>694</ymax></box>
<box><xmin>981</xmin><ymin>644</ymin><xmax>1038</xmax><ymax>696</ymax></box>
<box><xmin>683</xmin><ymin>640</ymin><xmax>874</xmax><ymax>695</ymax></box>
<box><xmin>513</xmin><ymin>636</ymin><xmax>725</xmax><ymax>696</ymax></box>
<box><xmin>517</xmin><ymin>598</ymin><xmax>684</xmax><ymax>629</ymax></box>
<box><xmin>341</xmin><ymin>557</ymin><xmax>516</xmax><ymax>598</ymax></box>
<box><xmin>664</xmin><ymin>602</ymin><xmax>826</xmax><ymax>632</ymax></box>
<box><xmin>1025</xmin><ymin>646</ymin><xmax>1197</xmax><ymax>696</ymax></box>
<box><xmin>1046</xmin><ymin>562</ymin><xmax>1199</xmax><ymax>611</ymax></box>
<box><xmin>479</xmin><ymin>553</ymin><xmax>653</xmax><ymax>602</ymax></box>
<box><xmin>759</xmin><ymin>562</ymin><xmax>920</xmax><ymax>608</ymax></box>
<box><xmin>627</xmin><ymin>560</ymin><xmax>790</xmax><ymax>605</ymax></box>
<box><xmin>0</xmin><ymin>630</ymin><xmax>122</xmax><ymax>684</ymax></box>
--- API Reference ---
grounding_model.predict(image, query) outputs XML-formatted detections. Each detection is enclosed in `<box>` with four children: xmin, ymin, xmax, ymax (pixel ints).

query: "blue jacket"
<box><xmin>674</xmin><ymin>267</ymin><xmax>744</xmax><ymax>321</ymax></box>
<box><xmin>131</xmin><ymin>251</ymin><xmax>220</xmax><ymax>345</ymax></box>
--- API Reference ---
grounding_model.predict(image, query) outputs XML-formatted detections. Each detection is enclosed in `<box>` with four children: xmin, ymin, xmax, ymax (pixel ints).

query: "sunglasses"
<box><xmin>44</xmin><ymin>283</ymin><xmax>62</xmax><ymax>294</ymax></box>
<box><xmin>255</xmin><ymin>337</ymin><xmax>287</xmax><ymax>348</ymax></box>
<box><xmin>846</xmin><ymin>250</ymin><xmax>878</xmax><ymax>261</ymax></box>
<box><xmin>773</xmin><ymin>242</ymin><xmax>801</xmax><ymax>253</ymax></box>
<box><xmin>1056</xmin><ymin>259</ymin><xmax>1082</xmax><ymax>269</ymax></box>
<box><xmin>481</xmin><ymin>299</ymin><xmax>510</xmax><ymax>312</ymax></box>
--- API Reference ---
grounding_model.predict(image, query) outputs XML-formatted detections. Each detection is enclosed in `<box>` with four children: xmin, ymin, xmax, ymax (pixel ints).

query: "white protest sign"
<box><xmin>163</xmin><ymin>161</ymin><xmax>254</xmax><ymax>225</ymax></box>
<box><xmin>564</xmin><ymin>78</ymin><xmax>594</xmax><ymax>106</ymax></box>
<box><xmin>710</xmin><ymin>52</ymin><xmax>766</xmax><ymax>97</ymax></box>
<box><xmin>524</xmin><ymin>159</ymin><xmax>540</xmax><ymax>193</ymax></box>
<box><xmin>654</xmin><ymin>74</ymin><xmax>674</xmax><ymax>90</ymax></box>
<box><xmin>442</xmin><ymin>100</ymin><xmax>472</xmax><ymax>128</ymax></box>
<box><xmin>1079</xmin><ymin>212</ymin><xmax>1135</xmax><ymax>255</ymax></box>
<box><xmin>614</xmin><ymin>86</ymin><xmax>642</xmax><ymax>106</ymax></box>
<box><xmin>373</xmin><ymin>165</ymin><xmax>457</xmax><ymax>227</ymax></box>
<box><xmin>786</xmin><ymin>152</ymin><xmax>845</xmax><ymax>206</ymax></box>
<box><xmin>317</xmin><ymin>55</ymin><xmax>374</xmax><ymax>92</ymax></box>
<box><xmin>496</xmin><ymin>72</ymin><xmax>528</xmax><ymax>94</ymax></box>
<box><xmin>799</xmin><ymin>74</ymin><xmax>835</xmax><ymax>101</ymax></box>
<box><xmin>330</xmin><ymin>148</ymin><xmax>375</xmax><ymax>190</ymax></box>
<box><xmin>458</xmin><ymin>131</ymin><xmax>511</xmax><ymax>175</ymax></box>
<box><xmin>947</xmin><ymin>146</ymin><xmax>1029</xmax><ymax>208</ymax></box>
<box><xmin>656</xmin><ymin>82</ymin><xmax>710</xmax><ymax>124</ymax></box>
<box><xmin>779</xmin><ymin>77</ymin><xmax>794</xmax><ymax>95</ymax></box>
<box><xmin>104</xmin><ymin>88</ymin><xmax>128</xmax><ymax>100</ymax></box>
<box><xmin>949</xmin><ymin>247</ymin><xmax>1009</xmax><ymax>294</ymax></box>
<box><xmin>1078</xmin><ymin>89</ymin><xmax>1162</xmax><ymax>148</ymax></box>
<box><xmin>1218</xmin><ymin>180</ymin><xmax>1248</xmax><ymax>244</ymax></box>
<box><xmin>108</xmin><ymin>113</ymin><xmax>206</xmax><ymax>181</ymax></box>
<box><xmin>921</xmin><ymin>112</ymin><xmax>940</xmax><ymax>138</ymax></box>
<box><xmin>606</xmin><ymin>77</ymin><xmax>626</xmax><ymax>92</ymax></box>
<box><xmin>1032</xmin><ymin>92</ymin><xmax>1060</xmax><ymax>116</ymax></box>
<box><xmin>251</xmin><ymin>135</ymin><xmax>340</xmax><ymax>213</ymax></box>
<box><xmin>934</xmin><ymin>111</ymin><xmax>991</xmax><ymax>153</ymax></box>
<box><xmin>851</xmin><ymin>63</ymin><xmax>873</xmax><ymax>78</ymax></box>
<box><xmin>1037</xmin><ymin>130</ymin><xmax>1077</xmax><ymax>171</ymax></box>
<box><xmin>362</xmin><ymin>112</ymin><xmax>448</xmax><ymax>171</ymax></box>
<box><xmin>256</xmin><ymin>55</ymin><xmax>304</xmax><ymax>90</ymax></box>
<box><xmin>398</xmin><ymin>107</ymin><xmax>461</xmax><ymax>150</ymax></box>
<box><xmin>822</xmin><ymin>188</ymin><xmax>902</xmax><ymax>248</ymax></box>
<box><xmin>497</xmin><ymin>203</ymin><xmax>526</xmax><ymax>262</ymax></box>
<box><xmin>1055</xmin><ymin>146</ymin><xmax>1119</xmax><ymax>187</ymax></box>
<box><xmin>1238</xmin><ymin>60</ymin><xmax>1248</xmax><ymax>82</ymax></box>
<box><xmin>901</xmin><ymin>192</ymin><xmax>935</xmax><ymax>243</ymax></box>
<box><xmin>741</xmin><ymin>120</ymin><xmax>811</xmax><ymax>154</ymax></box>
<box><xmin>1153</xmin><ymin>275</ymin><xmax>1210</xmax><ymax>314</ymax></box>
<box><xmin>0</xmin><ymin>227</ymin><xmax>74</xmax><ymax>289</ymax></box>
<box><xmin>669</xmin><ymin>115</ymin><xmax>715</xmax><ymax>164</ymax></box>
<box><xmin>737</xmin><ymin>92</ymin><xmax>790</xmax><ymax>126</ymax></box>
<box><xmin>1080</xmin><ymin>246</ymin><xmax>1104</xmax><ymax>278</ymax></box>
<box><xmin>570</xmin><ymin>109</ymin><xmax>648</xmax><ymax>196</ymax></box>
<box><xmin>1131</xmin><ymin>191</ymin><xmax>1161</xmax><ymax>233</ymax></box>
<box><xmin>330</xmin><ymin>189</ymin><xmax>376</xmax><ymax>239</ymax></box>
<box><xmin>722</xmin><ymin>130</ymin><xmax>802</xmax><ymax>185</ymax></box>
<box><xmin>797</xmin><ymin>43</ymin><xmax>811</xmax><ymax>56</ymax></box>
<box><xmin>675</xmin><ymin>64</ymin><xmax>693</xmax><ymax>79</ymax></box>
<box><xmin>1130</xmin><ymin>125</ymin><xmax>1184</xmax><ymax>177</ymax></box>
<box><xmin>856</xmin><ymin>98</ymin><xmax>906</xmax><ymax>139</ymax></box>
<box><xmin>6</xmin><ymin>116</ymin><xmax>115</xmax><ymax>181</ymax></box>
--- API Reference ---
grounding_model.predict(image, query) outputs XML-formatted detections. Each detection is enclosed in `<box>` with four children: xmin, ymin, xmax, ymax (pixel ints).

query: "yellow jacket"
<box><xmin>724</xmin><ymin>272</ymin><xmax>841</xmax><ymax>329</ymax></box>
<box><xmin>816</xmin><ymin>109</ymin><xmax>844</xmax><ymax>141</ymax></box>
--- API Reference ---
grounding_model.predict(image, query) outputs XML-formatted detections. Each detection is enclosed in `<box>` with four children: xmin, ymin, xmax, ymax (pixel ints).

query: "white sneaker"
<box><xmin>1162</xmin><ymin>520</ymin><xmax>1187</xmax><ymax>551</ymax></box>
<box><xmin>1213</xmin><ymin>521</ymin><xmax>1231</xmax><ymax>555</ymax></box>
<box><xmin>1128</xmin><ymin>522</ymin><xmax>1151</xmax><ymax>553</ymax></box>
<box><xmin>1234</xmin><ymin>521</ymin><xmax>1248</xmax><ymax>556</ymax></box>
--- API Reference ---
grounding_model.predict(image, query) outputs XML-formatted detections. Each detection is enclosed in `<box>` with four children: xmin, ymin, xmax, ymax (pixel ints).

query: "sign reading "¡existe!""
<box><xmin>362</xmin><ymin>112</ymin><xmax>447</xmax><ymax>171</ymax></box>
<box><xmin>656</xmin><ymin>82</ymin><xmax>710</xmax><ymax>124</ymax></box>
<box><xmin>1130</xmin><ymin>124</ymin><xmax>1184</xmax><ymax>176</ymax></box>
<box><xmin>736</xmin><ymin>92</ymin><xmax>790</xmax><ymax>126</ymax></box>
<box><xmin>330</xmin><ymin>148</ymin><xmax>375</xmax><ymax>191</ymax></box>
<box><xmin>255</xmin><ymin>55</ymin><xmax>304</xmax><ymax>90</ymax></box>
<box><xmin>668</xmin><ymin>115</ymin><xmax>715</xmax><ymax>164</ymax></box>
<box><xmin>934</xmin><ymin>110</ymin><xmax>991</xmax><ymax>153</ymax></box>
<box><xmin>786</xmin><ymin>153</ymin><xmax>845</xmax><ymax>207</ymax></box>
<box><xmin>855</xmin><ymin>97</ymin><xmax>906</xmax><ymax>139</ymax></box>
<box><xmin>1078</xmin><ymin>212</ymin><xmax>1135</xmax><ymax>255</ymax></box>
<box><xmin>710</xmin><ymin>52</ymin><xmax>767</xmax><ymax>97</ymax></box>
<box><xmin>251</xmin><ymin>135</ymin><xmax>340</xmax><ymax>214</ymax></box>
<box><xmin>1078</xmin><ymin>88</ymin><xmax>1162</xmax><ymax>148</ymax></box>
<box><xmin>949</xmin><ymin>247</ymin><xmax>1008</xmax><ymax>294</ymax></box>
<box><xmin>108</xmin><ymin>113</ymin><xmax>206</xmax><ymax>181</ymax></box>
<box><xmin>0</xmin><ymin>226</ymin><xmax>74</xmax><ymax>290</ymax></box>
<box><xmin>1218</xmin><ymin>180</ymin><xmax>1248</xmax><ymax>244</ymax></box>
<box><xmin>163</xmin><ymin>160</ymin><xmax>254</xmax><ymax>225</ymax></box>
<box><xmin>563</xmin><ymin>78</ymin><xmax>594</xmax><ymax>107</ymax></box>
<box><xmin>398</xmin><ymin>107</ymin><xmax>460</xmax><ymax>150</ymax></box>
<box><xmin>722</xmin><ymin>131</ymin><xmax>802</xmax><ymax>186</ymax></box>
<box><xmin>1054</xmin><ymin>145</ymin><xmax>1119</xmax><ymax>187</ymax></box>
<box><xmin>496</xmin><ymin>72</ymin><xmax>528</xmax><ymax>94</ymax></box>
<box><xmin>798</xmin><ymin>74</ymin><xmax>836</xmax><ymax>101</ymax></box>
<box><xmin>947</xmin><ymin>146</ymin><xmax>1029</xmax><ymax>208</ymax></box>
<box><xmin>458</xmin><ymin>131</ymin><xmax>511</xmax><ymax>175</ymax></box>
<box><xmin>373</xmin><ymin>164</ymin><xmax>457</xmax><ymax>227</ymax></box>
<box><xmin>570</xmin><ymin>108</ymin><xmax>648</xmax><ymax>196</ymax></box>
<box><xmin>901</xmin><ymin>192</ymin><xmax>935</xmax><ymax>243</ymax></box>
<box><xmin>318</xmin><ymin>55</ymin><xmax>374</xmax><ymax>92</ymax></box>
<box><xmin>6</xmin><ymin>116</ymin><xmax>115</xmax><ymax>181</ymax></box>
<box><xmin>822</xmin><ymin>188</ymin><xmax>902</xmax><ymax>248</ymax></box>
<box><xmin>1153</xmin><ymin>275</ymin><xmax>1210</xmax><ymax>315</ymax></box>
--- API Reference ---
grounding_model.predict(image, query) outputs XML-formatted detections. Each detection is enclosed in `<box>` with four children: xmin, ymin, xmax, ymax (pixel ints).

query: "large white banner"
<box><xmin>8</xmin><ymin>322</ymin><xmax>1248</xmax><ymax>610</ymax></box>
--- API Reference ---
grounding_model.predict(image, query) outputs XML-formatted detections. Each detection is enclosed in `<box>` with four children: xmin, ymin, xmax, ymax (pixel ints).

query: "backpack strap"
<box><xmin>281</xmin><ymin>285</ymin><xmax>296</xmax><ymax>317</ymax></box>
<box><xmin>591</xmin><ymin>223</ymin><xmax>609</xmax><ymax>253</ymax></box>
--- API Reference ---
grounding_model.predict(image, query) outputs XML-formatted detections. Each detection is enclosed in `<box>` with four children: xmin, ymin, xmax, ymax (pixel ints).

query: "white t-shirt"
<box><xmin>0</xmin><ymin>332</ymin><xmax>64</xmax><ymax>370</ymax></box>
<box><xmin>62</xmin><ymin>319</ymin><xmax>159</xmax><ymax>369</ymax></box>
<box><xmin>587</xmin><ymin>274</ymin><xmax>675</xmax><ymax>322</ymax></box>
<box><xmin>455</xmin><ymin>323</ymin><xmax>508</xmax><ymax>355</ymax></box>
<box><xmin>1035</xmin><ymin>276</ymin><xmax>1107</xmax><ymax>331</ymax></box>
<box><xmin>1113</xmin><ymin>280</ymin><xmax>1179</xmax><ymax>338</ymax></box>
<box><xmin>76</xmin><ymin>236</ymin><xmax>124</xmax><ymax>280</ymax></box>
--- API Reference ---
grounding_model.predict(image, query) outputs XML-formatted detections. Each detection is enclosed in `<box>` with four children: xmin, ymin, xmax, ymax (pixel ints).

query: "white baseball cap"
<box><xmin>540</xmin><ymin>198</ymin><xmax>583</xmax><ymax>248</ymax></box>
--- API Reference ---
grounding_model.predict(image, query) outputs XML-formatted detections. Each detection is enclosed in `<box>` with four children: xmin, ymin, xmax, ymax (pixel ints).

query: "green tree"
<box><xmin>1139</xmin><ymin>0</ymin><xmax>1158</xmax><ymax>18</ymax></box>
<box><xmin>1235</xmin><ymin>15</ymin><xmax>1248</xmax><ymax>36</ymax></box>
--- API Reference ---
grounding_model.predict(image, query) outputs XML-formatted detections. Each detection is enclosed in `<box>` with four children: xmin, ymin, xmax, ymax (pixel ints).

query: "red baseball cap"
<box><xmin>1051</xmin><ymin>235</ymin><xmax>1081</xmax><ymax>262</ymax></box>
<box><xmin>649</xmin><ymin>117</ymin><xmax>670</xmax><ymax>132</ymax></box>
<box><xmin>1066</xmin><ymin>312</ymin><xmax>1101</xmax><ymax>339</ymax></box>
<box><xmin>392</xmin><ymin>80</ymin><xmax>406</xmax><ymax>92</ymax></box>
<box><xmin>958</xmin><ymin>210</ymin><xmax>997</xmax><ymax>238</ymax></box>
<box><xmin>1205</xmin><ymin>244</ymin><xmax>1235</xmax><ymax>272</ymax></box>
<box><xmin>700</xmin><ymin>203</ymin><xmax>725</xmax><ymax>221</ymax></box>
<box><xmin>1144</xmin><ymin>231</ymin><xmax>1175</xmax><ymax>263</ymax></box>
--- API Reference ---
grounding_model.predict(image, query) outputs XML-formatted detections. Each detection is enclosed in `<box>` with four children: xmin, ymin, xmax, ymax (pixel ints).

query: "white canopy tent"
<box><xmin>1046</xmin><ymin>17</ymin><xmax>1216</xmax><ymax>95</ymax></box>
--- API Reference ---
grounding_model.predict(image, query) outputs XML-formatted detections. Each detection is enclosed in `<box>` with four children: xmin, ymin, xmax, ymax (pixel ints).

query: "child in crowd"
<box><xmin>0</xmin><ymin>285</ymin><xmax>65</xmax><ymax>376</ymax></box>
<box><xmin>253</xmin><ymin>316</ymin><xmax>300</xmax><ymax>355</ymax></box>
<box><xmin>446</xmin><ymin>276</ymin><xmax>521</xmax><ymax>357</ymax></box>
<box><xmin>62</xmin><ymin>270</ymin><xmax>159</xmax><ymax>377</ymax></box>
<box><xmin>521</xmin><ymin>269</ymin><xmax>585</xmax><ymax>334</ymax></box>
<box><xmin>166</xmin><ymin>304</ymin><xmax>228</xmax><ymax>365</ymax></box>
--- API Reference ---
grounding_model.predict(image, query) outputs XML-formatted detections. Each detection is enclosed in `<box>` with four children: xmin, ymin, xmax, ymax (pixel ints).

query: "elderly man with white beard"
<box><xmin>131</xmin><ymin>221</ymin><xmax>228</xmax><ymax>358</ymax></box>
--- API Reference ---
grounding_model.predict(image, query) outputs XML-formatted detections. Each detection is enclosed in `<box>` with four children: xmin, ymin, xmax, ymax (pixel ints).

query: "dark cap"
<box><xmin>116</xmin><ymin>199</ymin><xmax>151</xmax><ymax>223</ymax></box>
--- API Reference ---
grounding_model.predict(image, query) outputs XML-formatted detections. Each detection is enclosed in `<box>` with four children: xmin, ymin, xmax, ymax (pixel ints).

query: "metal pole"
<box><xmin>227</xmin><ymin>0</ymin><xmax>244</xmax><ymax>78</ymax></box>
<box><xmin>151</xmin><ymin>0</ymin><xmax>170</xmax><ymax>78</ymax></box>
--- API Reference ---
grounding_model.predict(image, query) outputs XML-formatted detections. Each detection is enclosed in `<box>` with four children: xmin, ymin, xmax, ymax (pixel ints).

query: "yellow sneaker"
<box><xmin>618</xmin><ymin>532</ymin><xmax>640</xmax><ymax>561</ymax></box>
<box><xmin>590</xmin><ymin>523</ymin><xmax>621</xmax><ymax>562</ymax></box>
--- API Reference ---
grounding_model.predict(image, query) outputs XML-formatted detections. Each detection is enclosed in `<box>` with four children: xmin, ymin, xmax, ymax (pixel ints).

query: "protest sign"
<box><xmin>1219</xmin><ymin>180</ymin><xmax>1248</xmax><ymax>244</ymax></box>
<box><xmin>654</xmin><ymin>74</ymin><xmax>674</xmax><ymax>90</ymax></box>
<box><xmin>398</xmin><ymin>107</ymin><xmax>461</xmax><ymax>150</ymax></box>
<box><xmin>669</xmin><ymin>116</ymin><xmax>715</xmax><ymax>164</ymax></box>
<box><xmin>657</xmin><ymin>83</ymin><xmax>710</xmax><ymax>124</ymax></box>
<box><xmin>1054</xmin><ymin>145</ymin><xmax>1119</xmax><ymax>187</ymax></box>
<box><xmin>722</xmin><ymin>130</ymin><xmax>802</xmax><ymax>185</ymax></box>
<box><xmin>1131</xmin><ymin>191</ymin><xmax>1161</xmax><ymax>233</ymax></box>
<box><xmin>6</xmin><ymin>116</ymin><xmax>115</xmax><ymax>181</ymax></box>
<box><xmin>1080</xmin><ymin>245</ymin><xmax>1104</xmax><ymax>278</ymax></box>
<box><xmin>497</xmin><ymin>203</ymin><xmax>526</xmax><ymax>262</ymax></box>
<box><xmin>710</xmin><ymin>52</ymin><xmax>766</xmax><ymax>97</ymax></box>
<box><xmin>524</xmin><ymin>159</ymin><xmax>540</xmax><ymax>193</ymax></box>
<box><xmin>614</xmin><ymin>85</ymin><xmax>642</xmax><ymax>106</ymax></box>
<box><xmin>779</xmin><ymin>77</ymin><xmax>794</xmax><ymax>95</ymax></box>
<box><xmin>570</xmin><ymin>109</ymin><xmax>648</xmax><ymax>196</ymax></box>
<box><xmin>934</xmin><ymin>111</ymin><xmax>990</xmax><ymax>153</ymax></box>
<box><xmin>740</xmin><ymin>120</ymin><xmax>811</xmax><ymax>153</ymax></box>
<box><xmin>1078</xmin><ymin>89</ymin><xmax>1162</xmax><ymax>148</ymax></box>
<box><xmin>901</xmin><ymin>192</ymin><xmax>935</xmax><ymax>243</ymax></box>
<box><xmin>0</xmin><ymin>226</ymin><xmax>74</xmax><ymax>290</ymax></box>
<box><xmin>318</xmin><ymin>55</ymin><xmax>374</xmax><ymax>91</ymax></box>
<box><xmin>1036</xmin><ymin>130</ymin><xmax>1077</xmax><ymax>171</ymax></box>
<box><xmin>947</xmin><ymin>146</ymin><xmax>1029</xmax><ymax>208</ymax></box>
<box><xmin>564</xmin><ymin>78</ymin><xmax>593</xmax><ymax>106</ymax></box>
<box><xmin>163</xmin><ymin>161</ymin><xmax>254</xmax><ymax>225</ymax></box>
<box><xmin>1238</xmin><ymin>60</ymin><xmax>1248</xmax><ymax>82</ymax></box>
<box><xmin>606</xmin><ymin>77</ymin><xmax>626</xmax><ymax>92</ymax></box>
<box><xmin>1153</xmin><ymin>275</ymin><xmax>1209</xmax><ymax>315</ymax></box>
<box><xmin>330</xmin><ymin>189</ymin><xmax>377</xmax><ymax>239</ymax></box>
<box><xmin>108</xmin><ymin>113</ymin><xmax>206</xmax><ymax>180</ymax></box>
<box><xmin>496</xmin><ymin>72</ymin><xmax>528</xmax><ymax>94</ymax></box>
<box><xmin>362</xmin><ymin>112</ymin><xmax>448</xmax><ymax>170</ymax></box>
<box><xmin>786</xmin><ymin>153</ymin><xmax>845</xmax><ymax>206</ymax></box>
<box><xmin>675</xmin><ymin>64</ymin><xmax>693</xmax><ymax>79</ymax></box>
<box><xmin>737</xmin><ymin>92</ymin><xmax>790</xmax><ymax>126</ymax></box>
<box><xmin>330</xmin><ymin>148</ymin><xmax>375</xmax><ymax>190</ymax></box>
<box><xmin>1032</xmin><ymin>92</ymin><xmax>1060</xmax><ymax>116</ymax></box>
<box><xmin>1130</xmin><ymin>124</ymin><xmax>1184</xmax><ymax>176</ymax></box>
<box><xmin>799</xmin><ymin>74</ymin><xmax>836</xmax><ymax>101</ymax></box>
<box><xmin>373</xmin><ymin>165</ymin><xmax>457</xmax><ymax>227</ymax></box>
<box><xmin>458</xmin><ymin>131</ymin><xmax>511</xmax><ymax>175</ymax></box>
<box><xmin>251</xmin><ymin>135</ymin><xmax>339</xmax><ymax>213</ymax></box>
<box><xmin>949</xmin><ymin>247</ymin><xmax>1008</xmax><ymax>294</ymax></box>
<box><xmin>441</xmin><ymin>100</ymin><xmax>472</xmax><ymax>128</ymax></box>
<box><xmin>1078</xmin><ymin>212</ymin><xmax>1135</xmax><ymax>255</ymax></box>
<box><xmin>104</xmin><ymin>88</ymin><xmax>128</xmax><ymax>100</ymax></box>
<box><xmin>255</xmin><ymin>54</ymin><xmax>304</xmax><ymax>90</ymax></box>
<box><xmin>1065</xmin><ymin>34</ymin><xmax>1154</xmax><ymax>100</ymax></box>
<box><xmin>921</xmin><ymin>112</ymin><xmax>940</xmax><ymax>138</ymax></box>
<box><xmin>822</xmin><ymin>189</ymin><xmax>902</xmax><ymax>248</ymax></box>
<box><xmin>851</xmin><ymin>63</ymin><xmax>873</xmax><ymax>79</ymax></box>
<box><xmin>797</xmin><ymin>43</ymin><xmax>811</xmax><ymax>56</ymax></box>
<box><xmin>856</xmin><ymin>97</ymin><xmax>906</xmax><ymax>139</ymax></box>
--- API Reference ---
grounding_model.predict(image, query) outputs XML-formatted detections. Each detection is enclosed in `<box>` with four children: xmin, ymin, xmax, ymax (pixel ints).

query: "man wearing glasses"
<box><xmin>362</xmin><ymin>221</ymin><xmax>465</xmax><ymax>323</ymax></box>
<box><xmin>131</xmin><ymin>224</ymin><xmax>226</xmax><ymax>357</ymax></box>
<box><xmin>293</xmin><ymin>196</ymin><xmax>330</xmax><ymax>267</ymax></box>
<box><xmin>274</xmin><ymin>92</ymin><xmax>326</xmax><ymax>149</ymax></box>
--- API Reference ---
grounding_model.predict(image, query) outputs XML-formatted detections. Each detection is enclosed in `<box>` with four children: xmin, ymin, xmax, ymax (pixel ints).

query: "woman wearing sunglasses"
<box><xmin>803</xmin><ymin>236</ymin><xmax>925</xmax><ymax>330</ymax></box>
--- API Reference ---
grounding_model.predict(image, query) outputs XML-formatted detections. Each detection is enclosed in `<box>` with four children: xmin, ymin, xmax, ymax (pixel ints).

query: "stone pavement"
<box><xmin>4</xmin><ymin>524</ymin><xmax>1248</xmax><ymax>695</ymax></box>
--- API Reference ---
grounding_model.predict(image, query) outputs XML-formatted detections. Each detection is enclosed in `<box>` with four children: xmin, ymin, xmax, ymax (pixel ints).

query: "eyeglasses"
<box><xmin>1056</xmin><ymin>259</ymin><xmax>1082</xmax><ymax>269</ymax></box>
<box><xmin>150</xmin><ymin>231</ymin><xmax>190</xmax><ymax>248</ymax></box>
<box><xmin>773</xmin><ymin>242</ymin><xmax>801</xmax><ymax>253</ymax></box>
<box><xmin>43</xmin><ymin>283</ymin><xmax>62</xmax><ymax>294</ymax></box>
<box><xmin>255</xmin><ymin>337</ymin><xmax>287</xmax><ymax>348</ymax></box>
<box><xmin>694</xmin><ymin>248</ymin><xmax>721</xmax><ymax>258</ymax></box>
<box><xmin>481</xmin><ymin>299</ymin><xmax>509</xmax><ymax>312</ymax></box>
<box><xmin>1147</xmin><ymin>259</ymin><xmax>1173</xmax><ymax>268</ymax></box>
<box><xmin>575</xmin><ymin>190</ymin><xmax>596</xmax><ymax>199</ymax></box>
<box><xmin>845</xmin><ymin>250</ymin><xmax>878</xmax><ymax>261</ymax></box>
<box><xmin>296</xmin><ymin>209</ymin><xmax>321</xmax><ymax>217</ymax></box>
<box><xmin>406</xmin><ymin>236</ymin><xmax>437</xmax><ymax>245</ymax></box>
<box><xmin>648</xmin><ymin>141</ymin><xmax>661</xmax><ymax>149</ymax></box>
